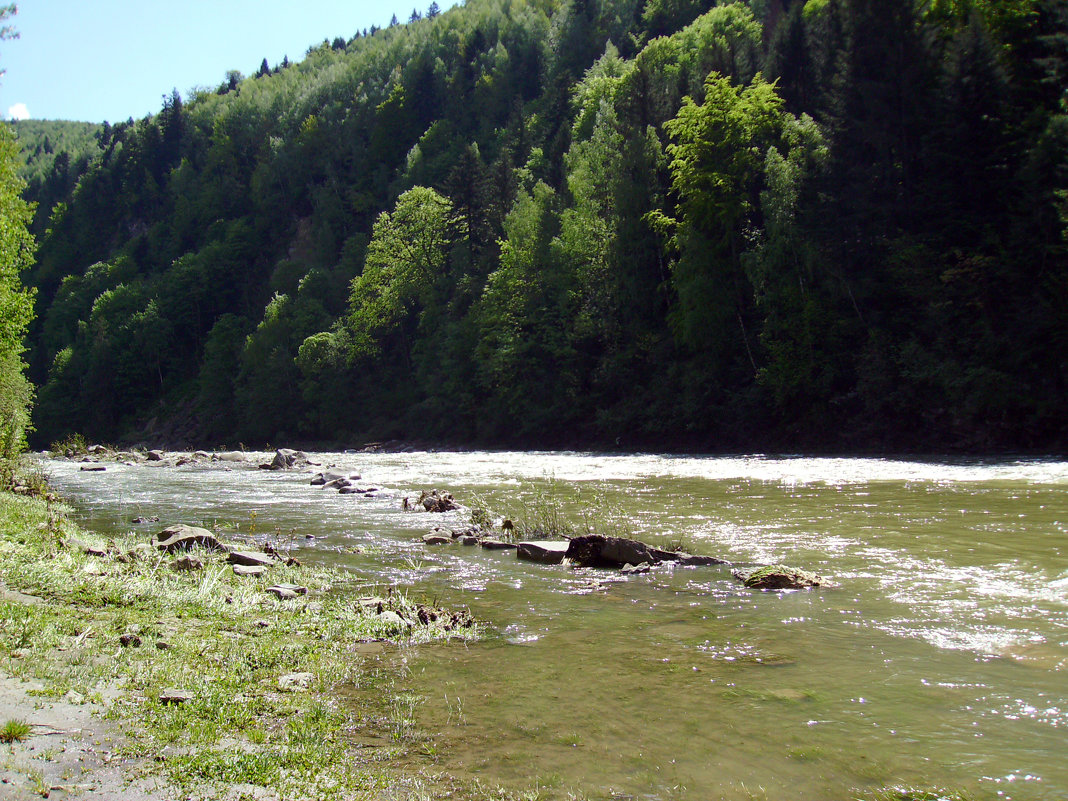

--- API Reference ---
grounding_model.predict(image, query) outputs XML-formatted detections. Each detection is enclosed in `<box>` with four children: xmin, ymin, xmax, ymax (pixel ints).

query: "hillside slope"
<box><xmin>22</xmin><ymin>0</ymin><xmax>1068</xmax><ymax>452</ymax></box>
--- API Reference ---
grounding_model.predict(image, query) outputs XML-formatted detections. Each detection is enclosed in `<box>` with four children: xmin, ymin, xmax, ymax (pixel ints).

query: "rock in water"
<box><xmin>733</xmin><ymin>564</ymin><xmax>824</xmax><ymax>590</ymax></box>
<box><xmin>418</xmin><ymin>489</ymin><xmax>459</xmax><ymax>512</ymax></box>
<box><xmin>264</xmin><ymin>448</ymin><xmax>307</xmax><ymax>470</ymax></box>
<box><xmin>516</xmin><ymin>540</ymin><xmax>570</xmax><ymax>565</ymax></box>
<box><xmin>566</xmin><ymin>534</ymin><xmax>677</xmax><ymax>567</ymax></box>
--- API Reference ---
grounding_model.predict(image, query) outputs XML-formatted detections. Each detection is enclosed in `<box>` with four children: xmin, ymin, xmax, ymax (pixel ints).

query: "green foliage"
<box><xmin>346</xmin><ymin>186</ymin><xmax>453</xmax><ymax>361</ymax></box>
<box><xmin>0</xmin><ymin>124</ymin><xmax>35</xmax><ymax>465</ymax></box>
<box><xmin>9</xmin><ymin>120</ymin><xmax>102</xmax><ymax>187</ymax></box>
<box><xmin>17</xmin><ymin>0</ymin><xmax>1068</xmax><ymax>451</ymax></box>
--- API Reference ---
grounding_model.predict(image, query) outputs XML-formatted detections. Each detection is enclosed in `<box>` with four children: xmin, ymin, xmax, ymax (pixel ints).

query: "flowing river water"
<box><xmin>40</xmin><ymin>451</ymin><xmax>1068</xmax><ymax>801</ymax></box>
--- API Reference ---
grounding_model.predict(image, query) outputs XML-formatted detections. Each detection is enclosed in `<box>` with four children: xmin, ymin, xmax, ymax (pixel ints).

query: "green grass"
<box><xmin>0</xmin><ymin>717</ymin><xmax>31</xmax><ymax>742</ymax></box>
<box><xmin>468</xmin><ymin>479</ymin><xmax>638</xmax><ymax>542</ymax></box>
<box><xmin>0</xmin><ymin>489</ymin><xmax>483</xmax><ymax>799</ymax></box>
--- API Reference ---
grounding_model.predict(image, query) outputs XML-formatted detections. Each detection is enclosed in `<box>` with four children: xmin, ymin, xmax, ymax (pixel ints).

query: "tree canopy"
<box><xmin>16</xmin><ymin>0</ymin><xmax>1068</xmax><ymax>452</ymax></box>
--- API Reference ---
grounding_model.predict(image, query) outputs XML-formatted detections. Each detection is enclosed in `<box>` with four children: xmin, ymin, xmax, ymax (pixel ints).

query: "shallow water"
<box><xmin>42</xmin><ymin>451</ymin><xmax>1068</xmax><ymax>800</ymax></box>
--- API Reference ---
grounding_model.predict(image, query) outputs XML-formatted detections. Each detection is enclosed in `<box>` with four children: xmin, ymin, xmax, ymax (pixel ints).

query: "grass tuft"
<box><xmin>0</xmin><ymin>717</ymin><xmax>31</xmax><ymax>743</ymax></box>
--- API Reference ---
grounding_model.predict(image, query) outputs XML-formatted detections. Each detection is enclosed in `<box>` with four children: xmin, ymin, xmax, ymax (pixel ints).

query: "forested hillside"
<box><xmin>20</xmin><ymin>0</ymin><xmax>1068</xmax><ymax>452</ymax></box>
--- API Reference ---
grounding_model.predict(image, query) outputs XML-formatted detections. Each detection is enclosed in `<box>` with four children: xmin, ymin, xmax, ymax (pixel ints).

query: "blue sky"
<box><xmin>1</xmin><ymin>0</ymin><xmax>456</xmax><ymax>123</ymax></box>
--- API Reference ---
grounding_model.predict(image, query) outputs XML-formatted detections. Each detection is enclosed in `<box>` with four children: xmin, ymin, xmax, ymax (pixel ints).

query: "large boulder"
<box><xmin>565</xmin><ymin>534</ymin><xmax>679</xmax><ymax>568</ymax></box>
<box><xmin>154</xmin><ymin>524</ymin><xmax>226</xmax><ymax>553</ymax></box>
<box><xmin>733</xmin><ymin>564</ymin><xmax>824</xmax><ymax>589</ymax></box>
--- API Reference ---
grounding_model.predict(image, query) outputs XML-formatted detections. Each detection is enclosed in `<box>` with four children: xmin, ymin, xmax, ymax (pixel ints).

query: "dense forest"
<box><xmin>12</xmin><ymin>0</ymin><xmax>1068</xmax><ymax>452</ymax></box>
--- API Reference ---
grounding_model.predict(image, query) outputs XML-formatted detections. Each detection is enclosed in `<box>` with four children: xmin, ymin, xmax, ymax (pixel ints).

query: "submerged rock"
<box><xmin>675</xmin><ymin>553</ymin><xmax>731</xmax><ymax>567</ymax></box>
<box><xmin>733</xmin><ymin>564</ymin><xmax>824</xmax><ymax>590</ymax></box>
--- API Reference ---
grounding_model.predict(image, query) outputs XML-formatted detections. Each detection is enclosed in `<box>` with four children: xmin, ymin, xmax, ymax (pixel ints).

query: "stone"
<box><xmin>146</xmin><ymin>450</ymin><xmax>165</xmax><ymax>461</ymax></box>
<box><xmin>458</xmin><ymin>535</ymin><xmax>480</xmax><ymax>546</ymax></box>
<box><xmin>517</xmin><ymin>540</ymin><xmax>570</xmax><ymax>565</ymax></box>
<box><xmin>213</xmin><ymin>451</ymin><xmax>248</xmax><ymax>462</ymax></box>
<box><xmin>79</xmin><ymin>465</ymin><xmax>106</xmax><ymax>472</ymax></box>
<box><xmin>159</xmin><ymin>689</ymin><xmax>193</xmax><ymax>705</ymax></box>
<box><xmin>278</xmin><ymin>672</ymin><xmax>314</xmax><ymax>692</ymax></box>
<box><xmin>194</xmin><ymin>450</ymin><xmax>210</xmax><ymax>459</ymax></box>
<box><xmin>480</xmin><ymin>540</ymin><xmax>518</xmax><ymax>551</ymax></box>
<box><xmin>227</xmin><ymin>550</ymin><xmax>276</xmax><ymax>567</ymax></box>
<box><xmin>422</xmin><ymin>533</ymin><xmax>452</xmax><ymax>545</ymax></box>
<box><xmin>171</xmin><ymin>555</ymin><xmax>204</xmax><ymax>571</ymax></box>
<box><xmin>233</xmin><ymin>564</ymin><xmax>268</xmax><ymax>577</ymax></box>
<box><xmin>565</xmin><ymin>534</ymin><xmax>700</xmax><ymax>568</ymax></box>
<box><xmin>621</xmin><ymin>562</ymin><xmax>652</xmax><ymax>575</ymax></box>
<box><xmin>733</xmin><ymin>564</ymin><xmax>824</xmax><ymax>590</ymax></box>
<box><xmin>262</xmin><ymin>448</ymin><xmax>307</xmax><ymax>471</ymax></box>
<box><xmin>153</xmin><ymin>524</ymin><xmax>226</xmax><ymax>553</ymax></box>
<box><xmin>267</xmin><ymin>584</ymin><xmax>308</xmax><ymax>600</ymax></box>
<box><xmin>131</xmin><ymin>516</ymin><xmax>160</xmax><ymax>524</ymax></box>
<box><xmin>418</xmin><ymin>489</ymin><xmax>459</xmax><ymax>512</ymax></box>
<box><xmin>155</xmin><ymin>641</ymin><xmax>171</xmax><ymax>650</ymax></box>
<box><xmin>312</xmin><ymin>470</ymin><xmax>357</xmax><ymax>486</ymax></box>
<box><xmin>675</xmin><ymin>553</ymin><xmax>730</xmax><ymax>567</ymax></box>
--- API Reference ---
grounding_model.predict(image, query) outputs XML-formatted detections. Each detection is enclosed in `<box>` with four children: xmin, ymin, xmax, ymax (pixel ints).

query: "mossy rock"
<box><xmin>734</xmin><ymin>564</ymin><xmax>824</xmax><ymax>589</ymax></box>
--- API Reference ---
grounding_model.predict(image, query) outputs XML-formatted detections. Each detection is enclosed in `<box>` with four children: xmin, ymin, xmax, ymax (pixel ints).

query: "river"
<box><xmin>41</xmin><ymin>450</ymin><xmax>1068</xmax><ymax>800</ymax></box>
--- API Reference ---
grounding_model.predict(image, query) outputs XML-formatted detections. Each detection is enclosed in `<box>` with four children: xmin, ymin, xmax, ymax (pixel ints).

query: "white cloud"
<box><xmin>7</xmin><ymin>103</ymin><xmax>30</xmax><ymax>120</ymax></box>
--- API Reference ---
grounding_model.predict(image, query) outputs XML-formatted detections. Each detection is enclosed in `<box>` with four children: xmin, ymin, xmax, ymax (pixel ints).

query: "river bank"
<box><xmin>0</xmin><ymin>488</ymin><xmax>496</xmax><ymax>800</ymax></box>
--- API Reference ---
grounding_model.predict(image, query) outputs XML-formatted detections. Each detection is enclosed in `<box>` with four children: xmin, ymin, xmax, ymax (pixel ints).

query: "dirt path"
<box><xmin>0</xmin><ymin>674</ymin><xmax>161</xmax><ymax>800</ymax></box>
